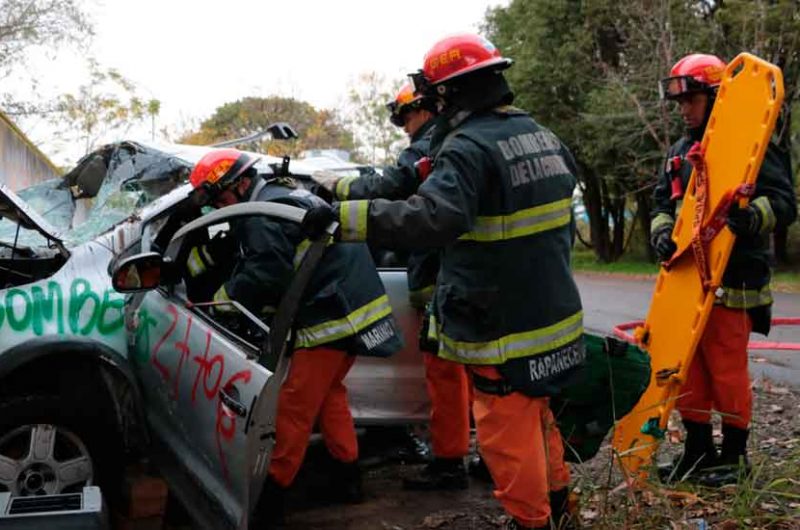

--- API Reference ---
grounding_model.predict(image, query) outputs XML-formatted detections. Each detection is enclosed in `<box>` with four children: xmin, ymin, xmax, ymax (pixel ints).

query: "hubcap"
<box><xmin>0</xmin><ymin>424</ymin><xmax>93</xmax><ymax>496</ymax></box>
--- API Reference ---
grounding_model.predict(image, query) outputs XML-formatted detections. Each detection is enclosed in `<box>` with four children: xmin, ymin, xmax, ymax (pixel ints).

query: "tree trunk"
<box><xmin>579</xmin><ymin>165</ymin><xmax>612</xmax><ymax>262</ymax></box>
<box><xmin>636</xmin><ymin>187</ymin><xmax>656</xmax><ymax>262</ymax></box>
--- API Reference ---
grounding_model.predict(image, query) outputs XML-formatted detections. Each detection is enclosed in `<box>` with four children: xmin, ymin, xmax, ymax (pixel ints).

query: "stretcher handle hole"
<box><xmin>728</xmin><ymin>58</ymin><xmax>745</xmax><ymax>81</ymax></box>
<box><xmin>767</xmin><ymin>72</ymin><xmax>778</xmax><ymax>101</ymax></box>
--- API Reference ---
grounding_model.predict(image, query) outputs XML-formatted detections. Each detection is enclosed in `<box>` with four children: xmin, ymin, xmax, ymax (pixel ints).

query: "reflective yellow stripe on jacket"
<box><xmin>437</xmin><ymin>310</ymin><xmax>584</xmax><ymax>365</ymax></box>
<box><xmin>339</xmin><ymin>200</ymin><xmax>369</xmax><ymax>241</ymax></box>
<box><xmin>459</xmin><ymin>198</ymin><xmax>572</xmax><ymax>242</ymax></box>
<box><xmin>715</xmin><ymin>284</ymin><xmax>773</xmax><ymax>309</ymax></box>
<box><xmin>295</xmin><ymin>294</ymin><xmax>393</xmax><ymax>348</ymax></box>
<box><xmin>335</xmin><ymin>176</ymin><xmax>358</xmax><ymax>200</ymax></box>
<box><xmin>651</xmin><ymin>212</ymin><xmax>674</xmax><ymax>235</ymax></box>
<box><xmin>293</xmin><ymin>239</ymin><xmax>333</xmax><ymax>269</ymax></box>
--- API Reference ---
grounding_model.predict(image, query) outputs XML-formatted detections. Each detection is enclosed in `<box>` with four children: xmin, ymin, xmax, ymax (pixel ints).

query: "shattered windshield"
<box><xmin>0</xmin><ymin>179</ymin><xmax>71</xmax><ymax>249</ymax></box>
<box><xmin>0</xmin><ymin>142</ymin><xmax>192</xmax><ymax>250</ymax></box>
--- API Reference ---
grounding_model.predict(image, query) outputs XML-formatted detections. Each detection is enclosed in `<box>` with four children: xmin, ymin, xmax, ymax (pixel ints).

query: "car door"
<box><xmin>123</xmin><ymin>201</ymin><xmax>316</xmax><ymax>530</ymax></box>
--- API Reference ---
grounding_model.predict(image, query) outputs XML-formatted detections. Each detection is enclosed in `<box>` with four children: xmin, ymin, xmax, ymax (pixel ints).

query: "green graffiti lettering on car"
<box><xmin>31</xmin><ymin>282</ymin><xmax>65</xmax><ymax>335</ymax></box>
<box><xmin>0</xmin><ymin>278</ymin><xmax>125</xmax><ymax>337</ymax></box>
<box><xmin>69</xmin><ymin>279</ymin><xmax>102</xmax><ymax>335</ymax></box>
<box><xmin>5</xmin><ymin>289</ymin><xmax>32</xmax><ymax>331</ymax></box>
<box><xmin>132</xmin><ymin>308</ymin><xmax>159</xmax><ymax>363</ymax></box>
<box><xmin>97</xmin><ymin>289</ymin><xmax>125</xmax><ymax>335</ymax></box>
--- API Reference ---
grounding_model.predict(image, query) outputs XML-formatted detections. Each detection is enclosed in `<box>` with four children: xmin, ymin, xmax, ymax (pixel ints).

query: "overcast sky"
<box><xmin>19</xmin><ymin>0</ymin><xmax>508</xmax><ymax>164</ymax></box>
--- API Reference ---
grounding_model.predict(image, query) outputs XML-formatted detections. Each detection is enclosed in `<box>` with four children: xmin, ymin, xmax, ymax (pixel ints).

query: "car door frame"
<box><xmin>125</xmin><ymin>201</ymin><xmax>331</xmax><ymax>530</ymax></box>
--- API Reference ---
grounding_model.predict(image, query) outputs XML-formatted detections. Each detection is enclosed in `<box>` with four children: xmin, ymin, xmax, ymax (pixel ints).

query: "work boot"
<box><xmin>698</xmin><ymin>424</ymin><xmax>751</xmax><ymax>487</ymax></box>
<box><xmin>251</xmin><ymin>475</ymin><xmax>286</xmax><ymax>528</ymax></box>
<box><xmin>659</xmin><ymin>420</ymin><xmax>718</xmax><ymax>483</ymax></box>
<box><xmin>327</xmin><ymin>459</ymin><xmax>364</xmax><ymax>504</ymax></box>
<box><xmin>467</xmin><ymin>452</ymin><xmax>493</xmax><ymax>483</ymax></box>
<box><xmin>402</xmin><ymin>457</ymin><xmax>468</xmax><ymax>491</ymax></box>
<box><xmin>549</xmin><ymin>488</ymin><xmax>578</xmax><ymax>529</ymax></box>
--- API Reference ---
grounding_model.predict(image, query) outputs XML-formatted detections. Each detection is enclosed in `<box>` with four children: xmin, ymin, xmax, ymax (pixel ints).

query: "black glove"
<box><xmin>301</xmin><ymin>203</ymin><xmax>339</xmax><ymax>240</ymax></box>
<box><xmin>651</xmin><ymin>229</ymin><xmax>677</xmax><ymax>262</ymax></box>
<box><xmin>311</xmin><ymin>182</ymin><xmax>335</xmax><ymax>204</ymax></box>
<box><xmin>726</xmin><ymin>202</ymin><xmax>762</xmax><ymax>237</ymax></box>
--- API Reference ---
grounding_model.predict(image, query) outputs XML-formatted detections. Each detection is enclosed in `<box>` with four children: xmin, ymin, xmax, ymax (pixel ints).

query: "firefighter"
<box><xmin>186</xmin><ymin>149</ymin><xmax>403</xmax><ymax>525</ymax></box>
<box><xmin>653</xmin><ymin>54</ymin><xmax>797</xmax><ymax>484</ymax></box>
<box><xmin>306</xmin><ymin>34</ymin><xmax>585</xmax><ymax>530</ymax></box>
<box><xmin>313</xmin><ymin>83</ymin><xmax>473</xmax><ymax>491</ymax></box>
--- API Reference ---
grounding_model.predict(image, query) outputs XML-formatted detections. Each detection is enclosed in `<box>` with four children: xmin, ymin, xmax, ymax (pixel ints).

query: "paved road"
<box><xmin>576</xmin><ymin>273</ymin><xmax>800</xmax><ymax>388</ymax></box>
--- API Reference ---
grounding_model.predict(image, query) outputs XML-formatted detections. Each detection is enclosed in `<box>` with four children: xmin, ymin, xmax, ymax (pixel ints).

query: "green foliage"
<box><xmin>0</xmin><ymin>0</ymin><xmax>93</xmax><ymax>77</ymax></box>
<box><xmin>178</xmin><ymin>96</ymin><xmax>354</xmax><ymax>157</ymax></box>
<box><xmin>48</xmin><ymin>60</ymin><xmax>157</xmax><ymax>155</ymax></box>
<box><xmin>345</xmin><ymin>72</ymin><xmax>405</xmax><ymax>165</ymax></box>
<box><xmin>486</xmin><ymin>0</ymin><xmax>800</xmax><ymax>263</ymax></box>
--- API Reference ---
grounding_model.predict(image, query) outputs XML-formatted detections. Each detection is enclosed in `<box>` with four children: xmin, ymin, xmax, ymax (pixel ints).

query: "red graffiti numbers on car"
<box><xmin>151</xmin><ymin>304</ymin><xmax>179</xmax><ymax>382</ymax></box>
<box><xmin>148</xmin><ymin>303</ymin><xmax>254</xmax><ymax>483</ymax></box>
<box><xmin>191</xmin><ymin>331</ymin><xmax>225</xmax><ymax>403</ymax></box>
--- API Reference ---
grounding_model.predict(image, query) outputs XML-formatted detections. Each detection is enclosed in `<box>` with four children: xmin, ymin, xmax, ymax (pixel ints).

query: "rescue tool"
<box><xmin>611</xmin><ymin>53</ymin><xmax>784</xmax><ymax>478</ymax></box>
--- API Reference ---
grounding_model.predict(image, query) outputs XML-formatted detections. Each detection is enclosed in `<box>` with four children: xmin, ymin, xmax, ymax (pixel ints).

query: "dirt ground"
<box><xmin>165</xmin><ymin>380</ymin><xmax>799</xmax><ymax>530</ymax></box>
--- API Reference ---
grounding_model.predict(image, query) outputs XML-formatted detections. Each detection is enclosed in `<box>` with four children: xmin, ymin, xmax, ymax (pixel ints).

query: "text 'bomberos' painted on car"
<box><xmin>0</xmin><ymin>277</ymin><xmax>124</xmax><ymax>337</ymax></box>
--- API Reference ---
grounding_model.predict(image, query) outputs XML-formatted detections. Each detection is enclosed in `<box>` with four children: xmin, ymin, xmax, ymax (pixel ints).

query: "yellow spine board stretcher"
<box><xmin>612</xmin><ymin>53</ymin><xmax>784</xmax><ymax>478</ymax></box>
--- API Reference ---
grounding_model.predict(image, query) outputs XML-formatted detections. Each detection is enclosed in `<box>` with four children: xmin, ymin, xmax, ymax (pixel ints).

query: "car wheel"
<box><xmin>0</xmin><ymin>395</ymin><xmax>122</xmax><ymax>498</ymax></box>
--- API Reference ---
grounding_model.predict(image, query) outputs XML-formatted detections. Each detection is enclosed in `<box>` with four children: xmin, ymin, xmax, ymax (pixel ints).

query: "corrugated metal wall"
<box><xmin>0</xmin><ymin>110</ymin><xmax>60</xmax><ymax>191</ymax></box>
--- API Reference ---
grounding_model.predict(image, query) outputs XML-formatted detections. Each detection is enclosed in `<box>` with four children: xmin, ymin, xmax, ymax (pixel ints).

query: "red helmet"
<box><xmin>189</xmin><ymin>148</ymin><xmax>258</xmax><ymax>192</ymax></box>
<box><xmin>387</xmin><ymin>83</ymin><xmax>429</xmax><ymax>127</ymax></box>
<box><xmin>411</xmin><ymin>34</ymin><xmax>512</xmax><ymax>94</ymax></box>
<box><xmin>659</xmin><ymin>53</ymin><xmax>726</xmax><ymax>100</ymax></box>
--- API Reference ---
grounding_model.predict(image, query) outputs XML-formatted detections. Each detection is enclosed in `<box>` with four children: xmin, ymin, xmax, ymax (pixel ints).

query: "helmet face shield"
<box><xmin>409</xmin><ymin>70</ymin><xmax>434</xmax><ymax>98</ymax></box>
<box><xmin>659</xmin><ymin>75</ymin><xmax>709</xmax><ymax>100</ymax></box>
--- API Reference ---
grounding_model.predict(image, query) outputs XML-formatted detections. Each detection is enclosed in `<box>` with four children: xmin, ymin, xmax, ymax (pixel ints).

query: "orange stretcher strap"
<box><xmin>663</xmin><ymin>142</ymin><xmax>754</xmax><ymax>289</ymax></box>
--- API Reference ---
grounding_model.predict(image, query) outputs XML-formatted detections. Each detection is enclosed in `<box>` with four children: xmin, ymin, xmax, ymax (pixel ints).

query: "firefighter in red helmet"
<box><xmin>653</xmin><ymin>54</ymin><xmax>797</xmax><ymax>485</ymax></box>
<box><xmin>306</xmin><ymin>33</ymin><xmax>585</xmax><ymax>529</ymax></box>
<box><xmin>313</xmin><ymin>82</ymin><xmax>474</xmax><ymax>490</ymax></box>
<box><xmin>187</xmin><ymin>148</ymin><xmax>403</xmax><ymax>524</ymax></box>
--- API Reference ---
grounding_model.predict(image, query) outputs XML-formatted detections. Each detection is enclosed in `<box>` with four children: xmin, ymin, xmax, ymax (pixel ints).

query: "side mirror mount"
<box><xmin>266</xmin><ymin>122</ymin><xmax>298</xmax><ymax>141</ymax></box>
<box><xmin>112</xmin><ymin>252</ymin><xmax>167</xmax><ymax>293</ymax></box>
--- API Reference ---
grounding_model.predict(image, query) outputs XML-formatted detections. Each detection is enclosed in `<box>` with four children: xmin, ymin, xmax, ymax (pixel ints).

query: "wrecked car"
<box><xmin>0</xmin><ymin>140</ymin><xmax>651</xmax><ymax>530</ymax></box>
<box><xmin>0</xmin><ymin>140</ymin><xmax>428</xmax><ymax>528</ymax></box>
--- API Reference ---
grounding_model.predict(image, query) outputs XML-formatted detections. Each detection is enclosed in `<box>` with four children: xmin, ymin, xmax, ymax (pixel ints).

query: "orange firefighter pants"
<box><xmin>677</xmin><ymin>305</ymin><xmax>753</xmax><ymax>430</ymax></box>
<box><xmin>471</xmin><ymin>366</ymin><xmax>570</xmax><ymax>528</ymax></box>
<box><xmin>423</xmin><ymin>352</ymin><xmax>471</xmax><ymax>458</ymax></box>
<box><xmin>268</xmin><ymin>347</ymin><xmax>358</xmax><ymax>487</ymax></box>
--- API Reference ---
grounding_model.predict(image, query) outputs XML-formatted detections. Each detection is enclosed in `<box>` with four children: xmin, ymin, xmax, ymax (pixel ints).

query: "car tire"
<box><xmin>0</xmin><ymin>394</ymin><xmax>124</xmax><ymax>502</ymax></box>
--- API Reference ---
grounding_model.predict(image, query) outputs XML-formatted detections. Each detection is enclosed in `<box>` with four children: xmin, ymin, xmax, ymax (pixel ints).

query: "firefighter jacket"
<box><xmin>336</xmin><ymin>107</ymin><xmax>585</xmax><ymax>397</ymax></box>
<box><xmin>219</xmin><ymin>179</ymin><xmax>403</xmax><ymax>357</ymax></box>
<box><xmin>652</xmin><ymin>136</ymin><xmax>797</xmax><ymax>333</ymax></box>
<box><xmin>333</xmin><ymin>119</ymin><xmax>438</xmax><ymax>308</ymax></box>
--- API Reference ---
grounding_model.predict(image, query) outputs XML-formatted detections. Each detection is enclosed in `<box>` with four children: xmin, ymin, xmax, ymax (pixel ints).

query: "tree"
<box><xmin>48</xmin><ymin>59</ymin><xmax>158</xmax><ymax>156</ymax></box>
<box><xmin>178</xmin><ymin>96</ymin><xmax>354</xmax><ymax>157</ymax></box>
<box><xmin>0</xmin><ymin>0</ymin><xmax>92</xmax><ymax>76</ymax></box>
<box><xmin>0</xmin><ymin>0</ymin><xmax>94</xmax><ymax>116</ymax></box>
<box><xmin>345</xmin><ymin>72</ymin><xmax>406</xmax><ymax>165</ymax></box>
<box><xmin>486</xmin><ymin>0</ymin><xmax>800</xmax><ymax>263</ymax></box>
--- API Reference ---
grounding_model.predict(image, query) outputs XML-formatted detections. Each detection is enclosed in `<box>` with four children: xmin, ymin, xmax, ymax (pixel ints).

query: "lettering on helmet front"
<box><xmin>428</xmin><ymin>49</ymin><xmax>462</xmax><ymax>73</ymax></box>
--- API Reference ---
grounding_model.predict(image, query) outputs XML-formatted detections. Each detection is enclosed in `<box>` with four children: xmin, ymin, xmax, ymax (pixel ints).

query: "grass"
<box><xmin>571</xmin><ymin>248</ymin><xmax>800</xmax><ymax>292</ymax></box>
<box><xmin>571</xmin><ymin>248</ymin><xmax>659</xmax><ymax>276</ymax></box>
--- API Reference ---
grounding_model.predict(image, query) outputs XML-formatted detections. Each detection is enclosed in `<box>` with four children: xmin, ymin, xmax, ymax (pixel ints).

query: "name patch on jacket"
<box><xmin>360</xmin><ymin>320</ymin><xmax>396</xmax><ymax>350</ymax></box>
<box><xmin>528</xmin><ymin>341</ymin><xmax>586</xmax><ymax>382</ymax></box>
